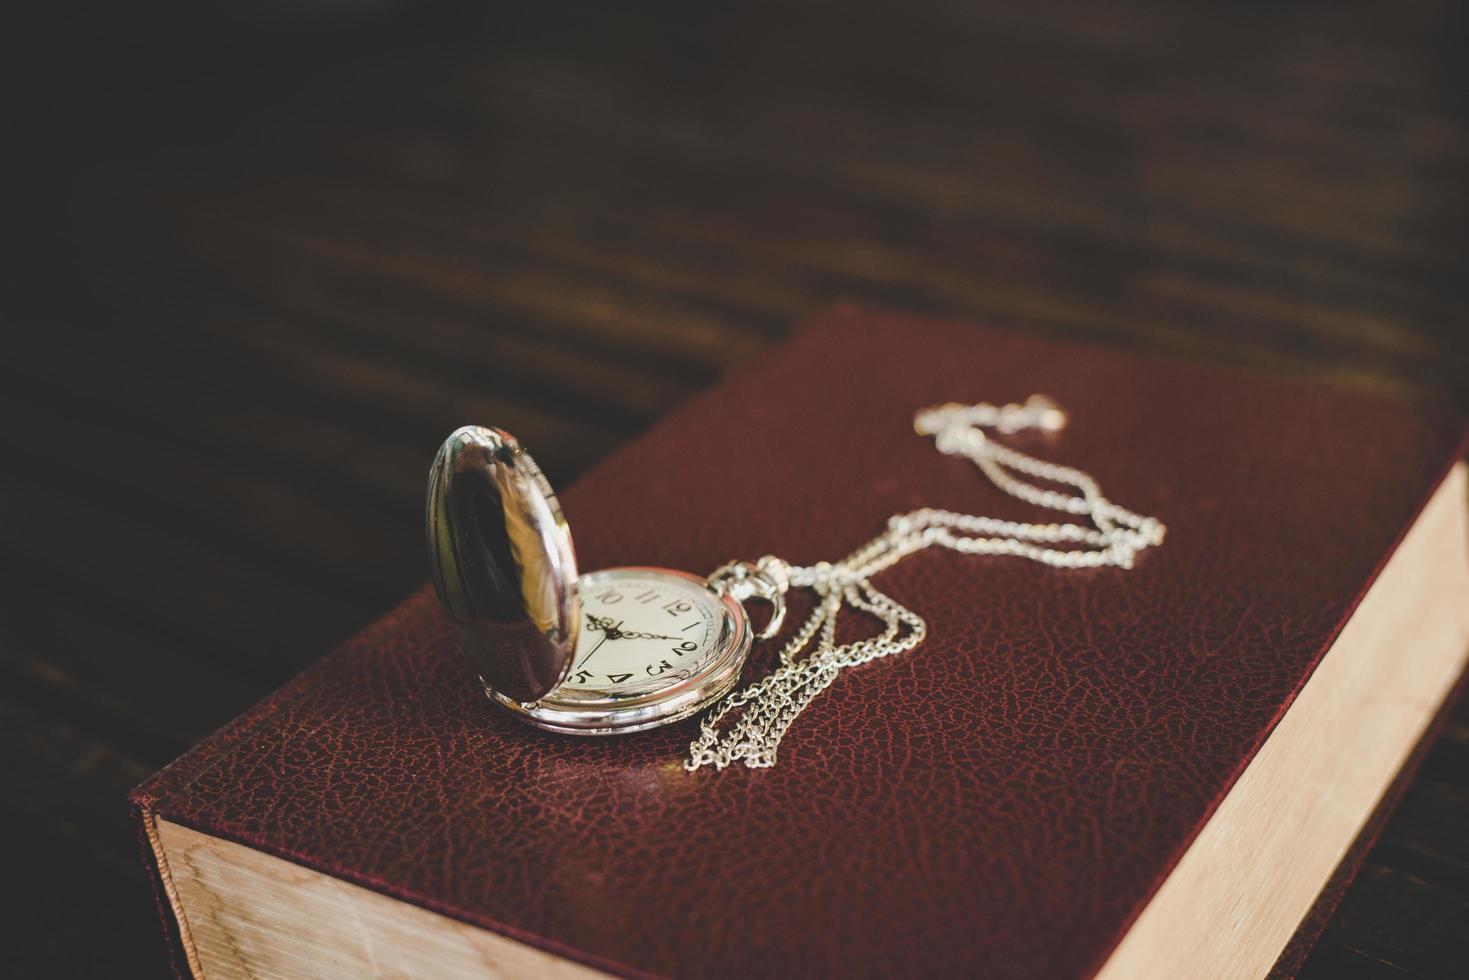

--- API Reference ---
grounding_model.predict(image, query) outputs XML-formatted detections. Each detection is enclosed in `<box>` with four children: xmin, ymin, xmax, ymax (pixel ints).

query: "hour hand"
<box><xmin>585</xmin><ymin>615</ymin><xmax>624</xmax><ymax>640</ymax></box>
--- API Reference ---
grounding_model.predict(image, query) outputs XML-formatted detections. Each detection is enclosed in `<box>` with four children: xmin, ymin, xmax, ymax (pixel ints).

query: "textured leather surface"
<box><xmin>132</xmin><ymin>306</ymin><xmax>1469</xmax><ymax>979</ymax></box>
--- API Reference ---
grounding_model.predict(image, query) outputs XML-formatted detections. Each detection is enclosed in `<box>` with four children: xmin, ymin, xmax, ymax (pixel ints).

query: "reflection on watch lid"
<box><xmin>425</xmin><ymin>426</ymin><xmax>580</xmax><ymax>703</ymax></box>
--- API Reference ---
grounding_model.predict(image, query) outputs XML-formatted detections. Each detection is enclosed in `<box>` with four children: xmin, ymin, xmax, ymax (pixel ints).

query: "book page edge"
<box><xmin>1096</xmin><ymin>460</ymin><xmax>1469</xmax><ymax>979</ymax></box>
<box><xmin>154</xmin><ymin>817</ymin><xmax>613</xmax><ymax>979</ymax></box>
<box><xmin>143</xmin><ymin>807</ymin><xmax>208</xmax><ymax>978</ymax></box>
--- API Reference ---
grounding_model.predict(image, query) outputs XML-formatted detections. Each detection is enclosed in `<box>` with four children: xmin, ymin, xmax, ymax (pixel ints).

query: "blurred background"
<box><xmin>2</xmin><ymin>1</ymin><xmax>1467</xmax><ymax>975</ymax></box>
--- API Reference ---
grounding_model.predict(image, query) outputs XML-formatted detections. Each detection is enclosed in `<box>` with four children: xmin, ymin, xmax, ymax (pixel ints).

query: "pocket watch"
<box><xmin>426</xmin><ymin>426</ymin><xmax>788</xmax><ymax>736</ymax></box>
<box><xmin>426</xmin><ymin>398</ymin><xmax>1165</xmax><ymax>769</ymax></box>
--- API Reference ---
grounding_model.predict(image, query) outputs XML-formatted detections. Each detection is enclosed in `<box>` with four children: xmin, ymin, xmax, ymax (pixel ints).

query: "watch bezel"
<box><xmin>487</xmin><ymin>566</ymin><xmax>752</xmax><ymax>735</ymax></box>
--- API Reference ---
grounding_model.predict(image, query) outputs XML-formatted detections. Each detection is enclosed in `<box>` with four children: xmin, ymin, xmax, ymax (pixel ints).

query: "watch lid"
<box><xmin>426</xmin><ymin>426</ymin><xmax>580</xmax><ymax>703</ymax></box>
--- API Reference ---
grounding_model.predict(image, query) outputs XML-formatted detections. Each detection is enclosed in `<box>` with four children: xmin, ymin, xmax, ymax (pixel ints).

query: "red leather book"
<box><xmin>131</xmin><ymin>306</ymin><xmax>1469</xmax><ymax>979</ymax></box>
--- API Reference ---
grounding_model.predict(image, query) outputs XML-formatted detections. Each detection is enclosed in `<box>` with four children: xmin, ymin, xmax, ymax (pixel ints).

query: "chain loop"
<box><xmin>686</xmin><ymin>395</ymin><xmax>1166</xmax><ymax>772</ymax></box>
<box><xmin>707</xmin><ymin>555</ymin><xmax>793</xmax><ymax>640</ymax></box>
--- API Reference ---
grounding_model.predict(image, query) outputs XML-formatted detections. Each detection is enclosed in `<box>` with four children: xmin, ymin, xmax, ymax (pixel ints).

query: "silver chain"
<box><xmin>687</xmin><ymin>395</ymin><xmax>1166</xmax><ymax>771</ymax></box>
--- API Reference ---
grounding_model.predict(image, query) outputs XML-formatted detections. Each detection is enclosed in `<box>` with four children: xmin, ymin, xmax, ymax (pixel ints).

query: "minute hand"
<box><xmin>617</xmin><ymin>629</ymin><xmax>680</xmax><ymax>641</ymax></box>
<box><xmin>576</xmin><ymin>632</ymin><xmax>611</xmax><ymax>668</ymax></box>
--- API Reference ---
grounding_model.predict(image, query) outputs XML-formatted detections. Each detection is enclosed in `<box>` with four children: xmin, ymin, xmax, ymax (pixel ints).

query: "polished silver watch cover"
<box><xmin>426</xmin><ymin>426</ymin><xmax>752</xmax><ymax>734</ymax></box>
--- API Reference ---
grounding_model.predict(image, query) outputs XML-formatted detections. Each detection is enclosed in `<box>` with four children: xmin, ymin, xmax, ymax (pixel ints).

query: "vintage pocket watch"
<box><xmin>426</xmin><ymin>426</ymin><xmax>787</xmax><ymax>736</ymax></box>
<box><xmin>427</xmin><ymin>398</ymin><xmax>1165</xmax><ymax>769</ymax></box>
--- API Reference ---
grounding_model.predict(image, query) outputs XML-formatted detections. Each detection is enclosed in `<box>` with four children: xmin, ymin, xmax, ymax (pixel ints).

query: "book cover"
<box><xmin>131</xmin><ymin>306</ymin><xmax>1469</xmax><ymax>978</ymax></box>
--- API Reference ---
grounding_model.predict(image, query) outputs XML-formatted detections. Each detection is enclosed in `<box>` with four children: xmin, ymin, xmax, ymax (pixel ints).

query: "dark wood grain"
<box><xmin>2</xmin><ymin>1</ymin><xmax>1466</xmax><ymax>976</ymax></box>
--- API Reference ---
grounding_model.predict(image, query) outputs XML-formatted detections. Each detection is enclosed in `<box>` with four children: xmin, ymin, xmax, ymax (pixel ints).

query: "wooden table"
<box><xmin>3</xmin><ymin>2</ymin><xmax>1465</xmax><ymax>975</ymax></box>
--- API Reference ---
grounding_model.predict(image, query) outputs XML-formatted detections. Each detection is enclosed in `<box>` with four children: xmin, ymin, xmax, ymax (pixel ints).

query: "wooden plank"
<box><xmin>0</xmin><ymin>327</ymin><xmax>441</xmax><ymax>510</ymax></box>
<box><xmin>0</xmin><ymin>577</ymin><xmax>267</xmax><ymax>758</ymax></box>
<box><xmin>1373</xmin><ymin>778</ymin><xmax>1469</xmax><ymax>889</ymax></box>
<box><xmin>0</xmin><ymin>694</ymin><xmax>153</xmax><ymax>873</ymax></box>
<box><xmin>80</xmin><ymin>215</ymin><xmax>720</xmax><ymax>421</ymax></box>
<box><xmin>0</xmin><ymin>407</ymin><xmax>420</xmax><ymax>604</ymax></box>
<box><xmin>0</xmin><ymin>695</ymin><xmax>173</xmax><ymax>976</ymax></box>
<box><xmin>0</xmin><ymin>472</ymin><xmax>381</xmax><ymax>675</ymax></box>
<box><xmin>3</xmin><ymin>811</ymin><xmax>171</xmax><ymax>978</ymax></box>
<box><xmin>1300</xmin><ymin>863</ymin><xmax>1469</xmax><ymax>979</ymax></box>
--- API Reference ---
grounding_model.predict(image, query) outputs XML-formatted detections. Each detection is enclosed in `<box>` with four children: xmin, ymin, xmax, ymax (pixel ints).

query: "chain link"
<box><xmin>686</xmin><ymin>395</ymin><xmax>1166</xmax><ymax>771</ymax></box>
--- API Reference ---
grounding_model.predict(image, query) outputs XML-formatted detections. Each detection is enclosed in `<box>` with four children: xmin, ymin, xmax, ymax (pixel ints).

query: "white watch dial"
<box><xmin>565</xmin><ymin>569</ymin><xmax>725</xmax><ymax>696</ymax></box>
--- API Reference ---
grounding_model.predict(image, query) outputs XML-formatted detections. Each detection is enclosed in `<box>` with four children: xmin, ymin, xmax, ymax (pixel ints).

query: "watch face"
<box><xmin>563</xmin><ymin>569</ymin><xmax>727</xmax><ymax>696</ymax></box>
<box><xmin>490</xmin><ymin>566</ymin><xmax>752</xmax><ymax>734</ymax></box>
